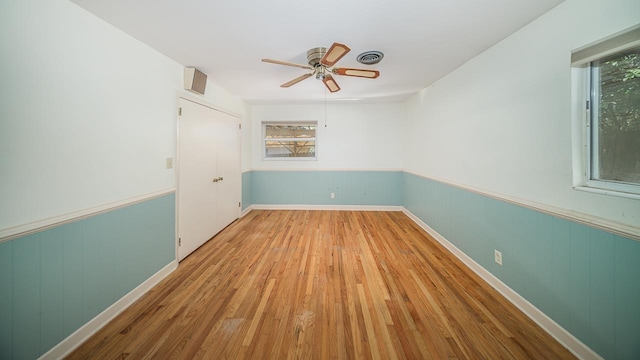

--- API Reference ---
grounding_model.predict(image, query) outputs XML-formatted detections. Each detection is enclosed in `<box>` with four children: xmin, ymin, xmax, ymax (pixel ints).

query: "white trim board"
<box><xmin>403</xmin><ymin>170</ymin><xmax>640</xmax><ymax>242</ymax></box>
<box><xmin>401</xmin><ymin>208</ymin><xmax>603</xmax><ymax>360</ymax></box>
<box><xmin>0</xmin><ymin>188</ymin><xmax>176</xmax><ymax>243</ymax></box>
<box><xmin>240</xmin><ymin>206</ymin><xmax>253</xmax><ymax>217</ymax></box>
<box><xmin>177</xmin><ymin>92</ymin><xmax>242</xmax><ymax>118</ymax></box>
<box><xmin>247</xmin><ymin>168</ymin><xmax>404</xmax><ymax>172</ymax></box>
<box><xmin>38</xmin><ymin>260</ymin><xmax>178</xmax><ymax>360</ymax></box>
<box><xmin>247</xmin><ymin>204</ymin><xmax>404</xmax><ymax>212</ymax></box>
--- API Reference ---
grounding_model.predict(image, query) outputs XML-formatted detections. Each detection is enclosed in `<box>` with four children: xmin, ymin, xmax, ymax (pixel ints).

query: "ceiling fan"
<box><xmin>262</xmin><ymin>42</ymin><xmax>380</xmax><ymax>93</ymax></box>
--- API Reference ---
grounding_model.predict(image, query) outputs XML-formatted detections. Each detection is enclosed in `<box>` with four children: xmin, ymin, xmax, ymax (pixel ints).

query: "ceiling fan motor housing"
<box><xmin>307</xmin><ymin>47</ymin><xmax>326</xmax><ymax>67</ymax></box>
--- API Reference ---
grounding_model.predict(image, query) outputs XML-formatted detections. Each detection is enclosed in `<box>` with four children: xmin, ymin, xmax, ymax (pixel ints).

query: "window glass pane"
<box><xmin>591</xmin><ymin>47</ymin><xmax>640</xmax><ymax>185</ymax></box>
<box><xmin>265</xmin><ymin>125</ymin><xmax>316</xmax><ymax>139</ymax></box>
<box><xmin>265</xmin><ymin>140</ymin><xmax>316</xmax><ymax>158</ymax></box>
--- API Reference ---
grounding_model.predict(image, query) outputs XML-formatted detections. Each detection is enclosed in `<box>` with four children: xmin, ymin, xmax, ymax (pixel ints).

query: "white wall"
<box><xmin>0</xmin><ymin>0</ymin><xmax>247</xmax><ymax>232</ymax></box>
<box><xmin>251</xmin><ymin>103</ymin><xmax>404</xmax><ymax>170</ymax></box>
<box><xmin>403</xmin><ymin>0</ymin><xmax>640</xmax><ymax>228</ymax></box>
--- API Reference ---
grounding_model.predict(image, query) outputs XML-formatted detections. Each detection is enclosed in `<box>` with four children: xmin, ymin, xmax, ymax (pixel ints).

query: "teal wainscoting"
<box><xmin>242</xmin><ymin>171</ymin><xmax>252</xmax><ymax>210</ymax></box>
<box><xmin>403</xmin><ymin>172</ymin><xmax>640</xmax><ymax>360</ymax></box>
<box><xmin>250</xmin><ymin>170</ymin><xmax>403</xmax><ymax>206</ymax></box>
<box><xmin>0</xmin><ymin>193</ymin><xmax>176</xmax><ymax>359</ymax></box>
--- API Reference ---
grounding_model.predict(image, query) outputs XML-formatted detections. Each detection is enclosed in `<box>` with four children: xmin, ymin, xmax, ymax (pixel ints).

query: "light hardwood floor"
<box><xmin>67</xmin><ymin>210</ymin><xmax>575</xmax><ymax>359</ymax></box>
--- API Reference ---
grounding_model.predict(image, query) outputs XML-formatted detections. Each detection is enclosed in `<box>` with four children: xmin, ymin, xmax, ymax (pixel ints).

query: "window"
<box><xmin>572</xmin><ymin>25</ymin><xmax>640</xmax><ymax>197</ymax></box>
<box><xmin>589</xmin><ymin>48</ymin><xmax>640</xmax><ymax>188</ymax></box>
<box><xmin>263</xmin><ymin>122</ymin><xmax>317</xmax><ymax>159</ymax></box>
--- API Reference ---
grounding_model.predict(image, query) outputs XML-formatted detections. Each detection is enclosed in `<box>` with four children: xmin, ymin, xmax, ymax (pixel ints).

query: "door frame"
<box><xmin>175</xmin><ymin>93</ymin><xmax>242</xmax><ymax>262</ymax></box>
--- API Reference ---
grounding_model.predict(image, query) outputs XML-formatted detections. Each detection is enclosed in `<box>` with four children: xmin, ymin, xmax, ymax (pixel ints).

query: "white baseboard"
<box><xmin>39</xmin><ymin>260</ymin><xmax>179</xmax><ymax>360</ymax></box>
<box><xmin>401</xmin><ymin>208</ymin><xmax>602</xmax><ymax>360</ymax></box>
<box><xmin>248</xmin><ymin>204</ymin><xmax>404</xmax><ymax>212</ymax></box>
<box><xmin>240</xmin><ymin>206</ymin><xmax>253</xmax><ymax>217</ymax></box>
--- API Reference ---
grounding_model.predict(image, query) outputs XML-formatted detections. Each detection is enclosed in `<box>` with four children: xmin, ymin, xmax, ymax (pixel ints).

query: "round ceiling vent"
<box><xmin>357</xmin><ymin>51</ymin><xmax>384</xmax><ymax>65</ymax></box>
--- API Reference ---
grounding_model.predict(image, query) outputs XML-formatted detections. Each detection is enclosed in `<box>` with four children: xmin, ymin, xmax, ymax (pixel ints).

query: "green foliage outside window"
<box><xmin>593</xmin><ymin>47</ymin><xmax>640</xmax><ymax>184</ymax></box>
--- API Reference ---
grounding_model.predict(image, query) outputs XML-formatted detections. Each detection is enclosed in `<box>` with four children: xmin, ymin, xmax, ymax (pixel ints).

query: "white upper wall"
<box><xmin>251</xmin><ymin>103</ymin><xmax>404</xmax><ymax>171</ymax></box>
<box><xmin>4</xmin><ymin>0</ymin><xmax>634</xmax><ymax>232</ymax></box>
<box><xmin>0</xmin><ymin>0</ymin><xmax>247</xmax><ymax>231</ymax></box>
<box><xmin>403</xmin><ymin>0</ymin><xmax>640</xmax><ymax>228</ymax></box>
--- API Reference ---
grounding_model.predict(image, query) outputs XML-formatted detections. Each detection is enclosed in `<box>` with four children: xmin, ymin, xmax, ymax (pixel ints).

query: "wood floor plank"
<box><xmin>66</xmin><ymin>210</ymin><xmax>576</xmax><ymax>359</ymax></box>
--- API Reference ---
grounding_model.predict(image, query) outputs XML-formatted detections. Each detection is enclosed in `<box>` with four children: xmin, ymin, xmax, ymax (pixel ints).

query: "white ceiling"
<box><xmin>71</xmin><ymin>0</ymin><xmax>563</xmax><ymax>104</ymax></box>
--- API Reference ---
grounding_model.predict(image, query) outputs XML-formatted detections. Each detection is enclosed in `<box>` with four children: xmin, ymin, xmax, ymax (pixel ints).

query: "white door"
<box><xmin>177</xmin><ymin>98</ymin><xmax>240</xmax><ymax>261</ymax></box>
<box><xmin>214</xmin><ymin>114</ymin><xmax>241</xmax><ymax>231</ymax></box>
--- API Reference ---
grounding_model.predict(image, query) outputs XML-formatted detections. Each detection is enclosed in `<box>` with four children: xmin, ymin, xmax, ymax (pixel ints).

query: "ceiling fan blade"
<box><xmin>322</xmin><ymin>74</ymin><xmax>341</xmax><ymax>93</ymax></box>
<box><xmin>262</xmin><ymin>59</ymin><xmax>313</xmax><ymax>70</ymax></box>
<box><xmin>281</xmin><ymin>73</ymin><xmax>313</xmax><ymax>88</ymax></box>
<box><xmin>333</xmin><ymin>67</ymin><xmax>380</xmax><ymax>79</ymax></box>
<box><xmin>320</xmin><ymin>43</ymin><xmax>350</xmax><ymax>67</ymax></box>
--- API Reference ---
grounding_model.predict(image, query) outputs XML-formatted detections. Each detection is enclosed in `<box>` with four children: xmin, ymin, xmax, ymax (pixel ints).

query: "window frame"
<box><xmin>262</xmin><ymin>121</ymin><xmax>318</xmax><ymax>161</ymax></box>
<box><xmin>572</xmin><ymin>25</ymin><xmax>640</xmax><ymax>199</ymax></box>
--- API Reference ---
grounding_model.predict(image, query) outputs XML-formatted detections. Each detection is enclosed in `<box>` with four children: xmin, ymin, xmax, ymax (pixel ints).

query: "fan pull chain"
<box><xmin>324</xmin><ymin>87</ymin><xmax>328</xmax><ymax>128</ymax></box>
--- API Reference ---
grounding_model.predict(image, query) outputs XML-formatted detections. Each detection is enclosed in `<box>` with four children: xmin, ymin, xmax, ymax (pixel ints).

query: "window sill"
<box><xmin>263</xmin><ymin>157</ymin><xmax>318</xmax><ymax>161</ymax></box>
<box><xmin>573</xmin><ymin>186</ymin><xmax>640</xmax><ymax>200</ymax></box>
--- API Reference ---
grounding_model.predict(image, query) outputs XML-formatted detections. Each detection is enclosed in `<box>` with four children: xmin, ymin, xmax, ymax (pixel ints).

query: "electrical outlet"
<box><xmin>330</xmin><ymin>192</ymin><xmax>335</xmax><ymax>199</ymax></box>
<box><xmin>494</xmin><ymin>250</ymin><xmax>502</xmax><ymax>266</ymax></box>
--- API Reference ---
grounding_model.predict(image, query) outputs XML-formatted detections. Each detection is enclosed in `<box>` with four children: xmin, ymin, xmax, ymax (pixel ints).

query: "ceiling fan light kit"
<box><xmin>262</xmin><ymin>42</ymin><xmax>381</xmax><ymax>93</ymax></box>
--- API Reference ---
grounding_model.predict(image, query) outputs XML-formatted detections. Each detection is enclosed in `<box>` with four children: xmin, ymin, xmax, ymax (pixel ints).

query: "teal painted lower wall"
<box><xmin>243</xmin><ymin>170</ymin><xmax>639</xmax><ymax>359</ymax></box>
<box><xmin>0</xmin><ymin>194</ymin><xmax>176</xmax><ymax>359</ymax></box>
<box><xmin>4</xmin><ymin>171</ymin><xmax>636</xmax><ymax>358</ymax></box>
<box><xmin>250</xmin><ymin>170</ymin><xmax>403</xmax><ymax>206</ymax></box>
<box><xmin>242</xmin><ymin>171</ymin><xmax>252</xmax><ymax>210</ymax></box>
<box><xmin>403</xmin><ymin>172</ymin><xmax>640</xmax><ymax>360</ymax></box>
